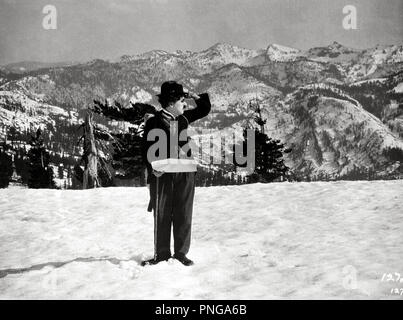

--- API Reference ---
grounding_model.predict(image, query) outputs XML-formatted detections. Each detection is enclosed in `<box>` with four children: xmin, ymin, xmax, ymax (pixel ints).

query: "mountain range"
<box><xmin>1</xmin><ymin>41</ymin><xmax>402</xmax><ymax>181</ymax></box>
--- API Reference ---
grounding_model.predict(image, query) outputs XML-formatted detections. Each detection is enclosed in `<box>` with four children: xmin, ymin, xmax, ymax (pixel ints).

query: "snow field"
<box><xmin>0</xmin><ymin>181</ymin><xmax>402</xmax><ymax>299</ymax></box>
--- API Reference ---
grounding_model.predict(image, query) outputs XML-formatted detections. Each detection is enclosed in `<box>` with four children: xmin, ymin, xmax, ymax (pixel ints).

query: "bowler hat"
<box><xmin>157</xmin><ymin>81</ymin><xmax>188</xmax><ymax>99</ymax></box>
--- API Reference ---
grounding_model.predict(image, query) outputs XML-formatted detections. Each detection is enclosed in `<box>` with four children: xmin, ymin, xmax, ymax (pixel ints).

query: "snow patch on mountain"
<box><xmin>370</xmin><ymin>44</ymin><xmax>403</xmax><ymax>65</ymax></box>
<box><xmin>345</xmin><ymin>44</ymin><xmax>403</xmax><ymax>81</ymax></box>
<box><xmin>0</xmin><ymin>90</ymin><xmax>73</xmax><ymax>137</ymax></box>
<box><xmin>207</xmin><ymin>65</ymin><xmax>281</xmax><ymax>112</ymax></box>
<box><xmin>351</xmin><ymin>78</ymin><xmax>388</xmax><ymax>86</ymax></box>
<box><xmin>284</xmin><ymin>93</ymin><xmax>403</xmax><ymax>177</ymax></box>
<box><xmin>392</xmin><ymin>82</ymin><xmax>403</xmax><ymax>93</ymax></box>
<box><xmin>134</xmin><ymin>50</ymin><xmax>170</xmax><ymax>61</ymax></box>
<box><xmin>306</xmin><ymin>42</ymin><xmax>360</xmax><ymax>64</ymax></box>
<box><xmin>266</xmin><ymin>44</ymin><xmax>302</xmax><ymax>62</ymax></box>
<box><xmin>188</xmin><ymin>43</ymin><xmax>262</xmax><ymax>74</ymax></box>
<box><xmin>129</xmin><ymin>87</ymin><xmax>152</xmax><ymax>103</ymax></box>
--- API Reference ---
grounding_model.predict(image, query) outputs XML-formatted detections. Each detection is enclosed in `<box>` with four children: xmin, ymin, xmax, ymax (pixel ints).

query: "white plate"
<box><xmin>151</xmin><ymin>158</ymin><xmax>198</xmax><ymax>172</ymax></box>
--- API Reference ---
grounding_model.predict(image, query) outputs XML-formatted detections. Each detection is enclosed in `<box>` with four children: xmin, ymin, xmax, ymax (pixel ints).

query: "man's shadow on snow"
<box><xmin>0</xmin><ymin>255</ymin><xmax>144</xmax><ymax>279</ymax></box>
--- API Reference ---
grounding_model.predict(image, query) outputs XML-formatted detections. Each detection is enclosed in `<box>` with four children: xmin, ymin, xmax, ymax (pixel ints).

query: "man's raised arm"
<box><xmin>183</xmin><ymin>93</ymin><xmax>211</xmax><ymax>124</ymax></box>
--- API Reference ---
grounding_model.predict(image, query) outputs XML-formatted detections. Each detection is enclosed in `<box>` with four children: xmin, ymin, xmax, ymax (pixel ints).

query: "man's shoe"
<box><xmin>141</xmin><ymin>253</ymin><xmax>171</xmax><ymax>266</ymax></box>
<box><xmin>173</xmin><ymin>253</ymin><xmax>194</xmax><ymax>266</ymax></box>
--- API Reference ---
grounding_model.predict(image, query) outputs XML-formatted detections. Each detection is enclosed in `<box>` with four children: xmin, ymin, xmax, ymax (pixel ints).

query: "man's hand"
<box><xmin>188</xmin><ymin>92</ymin><xmax>200</xmax><ymax>100</ymax></box>
<box><xmin>184</xmin><ymin>89</ymin><xmax>200</xmax><ymax>100</ymax></box>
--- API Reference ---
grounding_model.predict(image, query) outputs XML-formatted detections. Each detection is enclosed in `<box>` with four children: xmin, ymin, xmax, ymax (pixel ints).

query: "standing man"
<box><xmin>141</xmin><ymin>81</ymin><xmax>211</xmax><ymax>266</ymax></box>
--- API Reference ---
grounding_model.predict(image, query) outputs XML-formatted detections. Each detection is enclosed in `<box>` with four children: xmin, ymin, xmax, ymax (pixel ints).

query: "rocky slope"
<box><xmin>1</xmin><ymin>41</ymin><xmax>402</xmax><ymax>180</ymax></box>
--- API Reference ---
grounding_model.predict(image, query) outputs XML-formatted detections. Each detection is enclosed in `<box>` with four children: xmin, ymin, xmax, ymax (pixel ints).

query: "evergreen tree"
<box><xmin>236</xmin><ymin>100</ymin><xmax>291</xmax><ymax>183</ymax></box>
<box><xmin>0</xmin><ymin>143</ymin><xmax>13</xmax><ymax>188</ymax></box>
<box><xmin>111</xmin><ymin>128</ymin><xmax>145</xmax><ymax>181</ymax></box>
<box><xmin>66</xmin><ymin>165</ymin><xmax>72</xmax><ymax>189</ymax></box>
<box><xmin>246</xmin><ymin>129</ymin><xmax>290</xmax><ymax>183</ymax></box>
<box><xmin>383</xmin><ymin>147</ymin><xmax>403</xmax><ymax>162</ymax></box>
<box><xmin>91</xmin><ymin>100</ymin><xmax>156</xmax><ymax>186</ymax></box>
<box><xmin>76</xmin><ymin>112</ymin><xmax>115</xmax><ymax>189</ymax></box>
<box><xmin>13</xmin><ymin>148</ymin><xmax>27</xmax><ymax>184</ymax></box>
<box><xmin>58</xmin><ymin>164</ymin><xmax>64</xmax><ymax>179</ymax></box>
<box><xmin>27</xmin><ymin>129</ymin><xmax>56</xmax><ymax>189</ymax></box>
<box><xmin>72</xmin><ymin>164</ymin><xmax>83</xmax><ymax>189</ymax></box>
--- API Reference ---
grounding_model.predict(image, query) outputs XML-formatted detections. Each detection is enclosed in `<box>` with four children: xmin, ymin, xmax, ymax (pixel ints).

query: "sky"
<box><xmin>0</xmin><ymin>0</ymin><xmax>402</xmax><ymax>65</ymax></box>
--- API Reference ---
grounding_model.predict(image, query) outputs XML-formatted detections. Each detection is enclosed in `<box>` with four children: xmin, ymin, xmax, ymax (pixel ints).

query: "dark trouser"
<box><xmin>148</xmin><ymin>172</ymin><xmax>196</xmax><ymax>258</ymax></box>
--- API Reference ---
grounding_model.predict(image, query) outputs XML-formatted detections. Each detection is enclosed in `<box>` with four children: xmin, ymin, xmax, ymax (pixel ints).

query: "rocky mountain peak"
<box><xmin>265</xmin><ymin>43</ymin><xmax>301</xmax><ymax>61</ymax></box>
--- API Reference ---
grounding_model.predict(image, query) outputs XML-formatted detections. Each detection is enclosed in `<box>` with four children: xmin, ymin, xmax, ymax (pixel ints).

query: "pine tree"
<box><xmin>0</xmin><ymin>143</ymin><xmax>13</xmax><ymax>188</ymax></box>
<box><xmin>111</xmin><ymin>128</ymin><xmax>145</xmax><ymax>181</ymax></box>
<box><xmin>76</xmin><ymin>111</ymin><xmax>116</xmax><ymax>188</ymax></box>
<box><xmin>248</xmin><ymin>130</ymin><xmax>290</xmax><ymax>182</ymax></box>
<box><xmin>78</xmin><ymin>113</ymin><xmax>100</xmax><ymax>188</ymax></box>
<box><xmin>237</xmin><ymin>100</ymin><xmax>291</xmax><ymax>183</ymax></box>
<box><xmin>14</xmin><ymin>147</ymin><xmax>29</xmax><ymax>185</ymax></box>
<box><xmin>91</xmin><ymin>100</ymin><xmax>156</xmax><ymax>186</ymax></box>
<box><xmin>27</xmin><ymin>129</ymin><xmax>56</xmax><ymax>189</ymax></box>
<box><xmin>67</xmin><ymin>165</ymin><xmax>72</xmax><ymax>189</ymax></box>
<box><xmin>58</xmin><ymin>164</ymin><xmax>64</xmax><ymax>179</ymax></box>
<box><xmin>72</xmin><ymin>164</ymin><xmax>83</xmax><ymax>189</ymax></box>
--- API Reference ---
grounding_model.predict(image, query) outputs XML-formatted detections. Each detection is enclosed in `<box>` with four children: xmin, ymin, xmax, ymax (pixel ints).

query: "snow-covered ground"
<box><xmin>0</xmin><ymin>181</ymin><xmax>402</xmax><ymax>300</ymax></box>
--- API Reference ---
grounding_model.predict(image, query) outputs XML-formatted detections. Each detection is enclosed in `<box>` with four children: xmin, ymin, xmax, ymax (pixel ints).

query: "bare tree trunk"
<box><xmin>83</xmin><ymin>113</ymin><xmax>99</xmax><ymax>189</ymax></box>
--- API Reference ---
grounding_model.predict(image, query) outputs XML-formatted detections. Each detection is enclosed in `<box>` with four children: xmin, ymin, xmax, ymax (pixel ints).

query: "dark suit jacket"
<box><xmin>142</xmin><ymin>93</ymin><xmax>211</xmax><ymax>184</ymax></box>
